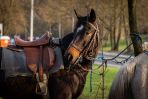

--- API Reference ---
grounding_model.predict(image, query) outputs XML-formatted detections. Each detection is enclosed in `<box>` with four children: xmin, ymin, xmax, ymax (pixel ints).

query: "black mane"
<box><xmin>61</xmin><ymin>33</ymin><xmax>74</xmax><ymax>53</ymax></box>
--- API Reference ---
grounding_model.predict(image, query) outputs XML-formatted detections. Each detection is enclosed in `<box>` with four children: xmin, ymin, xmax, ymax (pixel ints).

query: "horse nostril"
<box><xmin>68</xmin><ymin>54</ymin><xmax>73</xmax><ymax>61</ymax></box>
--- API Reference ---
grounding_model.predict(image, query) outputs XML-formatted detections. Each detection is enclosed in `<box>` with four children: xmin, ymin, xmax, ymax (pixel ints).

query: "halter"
<box><xmin>65</xmin><ymin>21</ymin><xmax>99</xmax><ymax>69</ymax></box>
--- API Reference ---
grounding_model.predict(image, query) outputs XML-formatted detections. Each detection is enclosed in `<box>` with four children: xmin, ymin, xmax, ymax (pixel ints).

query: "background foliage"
<box><xmin>0</xmin><ymin>0</ymin><xmax>147</xmax><ymax>51</ymax></box>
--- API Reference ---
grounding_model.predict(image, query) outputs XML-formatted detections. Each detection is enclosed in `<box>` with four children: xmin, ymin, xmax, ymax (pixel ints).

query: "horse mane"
<box><xmin>61</xmin><ymin>33</ymin><xmax>74</xmax><ymax>53</ymax></box>
<box><xmin>108</xmin><ymin>53</ymin><xmax>148</xmax><ymax>99</ymax></box>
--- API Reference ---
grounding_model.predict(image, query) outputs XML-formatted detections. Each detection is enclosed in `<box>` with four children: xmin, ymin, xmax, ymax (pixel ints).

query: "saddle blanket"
<box><xmin>1</xmin><ymin>47</ymin><xmax>64</xmax><ymax>77</ymax></box>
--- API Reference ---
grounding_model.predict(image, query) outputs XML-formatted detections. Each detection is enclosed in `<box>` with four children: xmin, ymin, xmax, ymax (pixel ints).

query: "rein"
<box><xmin>102</xmin><ymin>33</ymin><xmax>142</xmax><ymax>62</ymax></box>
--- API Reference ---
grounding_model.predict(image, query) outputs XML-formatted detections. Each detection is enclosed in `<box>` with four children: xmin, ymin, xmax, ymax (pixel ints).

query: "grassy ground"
<box><xmin>103</xmin><ymin>40</ymin><xmax>126</xmax><ymax>52</ymax></box>
<box><xmin>142</xmin><ymin>34</ymin><xmax>148</xmax><ymax>42</ymax></box>
<box><xmin>78</xmin><ymin>66</ymin><xmax>119</xmax><ymax>99</ymax></box>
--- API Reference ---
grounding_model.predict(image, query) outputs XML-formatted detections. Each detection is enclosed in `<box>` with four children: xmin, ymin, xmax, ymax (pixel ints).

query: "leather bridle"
<box><xmin>65</xmin><ymin>22</ymin><xmax>99</xmax><ymax>69</ymax></box>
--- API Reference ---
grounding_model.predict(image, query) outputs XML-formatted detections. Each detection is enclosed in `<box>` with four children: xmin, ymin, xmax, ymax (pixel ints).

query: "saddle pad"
<box><xmin>49</xmin><ymin>47</ymin><xmax>64</xmax><ymax>73</ymax></box>
<box><xmin>1</xmin><ymin>48</ymin><xmax>32</xmax><ymax>77</ymax></box>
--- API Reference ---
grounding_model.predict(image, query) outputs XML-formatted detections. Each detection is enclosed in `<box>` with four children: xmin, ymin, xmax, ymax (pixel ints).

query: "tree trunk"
<box><xmin>112</xmin><ymin>0</ymin><xmax>117</xmax><ymax>50</ymax></box>
<box><xmin>127</xmin><ymin>0</ymin><xmax>143</xmax><ymax>56</ymax></box>
<box><xmin>110</xmin><ymin>17</ymin><xmax>113</xmax><ymax>50</ymax></box>
<box><xmin>123</xmin><ymin>9</ymin><xmax>132</xmax><ymax>52</ymax></box>
<box><xmin>114</xmin><ymin>15</ymin><xmax>122</xmax><ymax>51</ymax></box>
<box><xmin>114</xmin><ymin>0</ymin><xmax>123</xmax><ymax>51</ymax></box>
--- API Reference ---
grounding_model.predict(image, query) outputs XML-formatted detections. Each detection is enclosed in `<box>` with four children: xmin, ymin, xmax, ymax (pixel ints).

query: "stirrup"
<box><xmin>35</xmin><ymin>73</ymin><xmax>48</xmax><ymax>95</ymax></box>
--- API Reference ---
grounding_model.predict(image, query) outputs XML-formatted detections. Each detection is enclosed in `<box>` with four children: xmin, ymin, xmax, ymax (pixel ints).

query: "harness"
<box><xmin>65</xmin><ymin>22</ymin><xmax>99</xmax><ymax>70</ymax></box>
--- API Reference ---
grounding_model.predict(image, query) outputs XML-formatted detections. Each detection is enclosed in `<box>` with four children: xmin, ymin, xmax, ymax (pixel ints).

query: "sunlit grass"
<box><xmin>102</xmin><ymin>40</ymin><xmax>127</xmax><ymax>52</ymax></box>
<box><xmin>78</xmin><ymin>65</ymin><xmax>119</xmax><ymax>99</ymax></box>
<box><xmin>102</xmin><ymin>34</ymin><xmax>148</xmax><ymax>52</ymax></box>
<box><xmin>142</xmin><ymin>34</ymin><xmax>148</xmax><ymax>43</ymax></box>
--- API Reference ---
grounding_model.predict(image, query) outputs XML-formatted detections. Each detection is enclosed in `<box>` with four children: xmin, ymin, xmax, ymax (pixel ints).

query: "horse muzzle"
<box><xmin>64</xmin><ymin>47</ymin><xmax>80</xmax><ymax>66</ymax></box>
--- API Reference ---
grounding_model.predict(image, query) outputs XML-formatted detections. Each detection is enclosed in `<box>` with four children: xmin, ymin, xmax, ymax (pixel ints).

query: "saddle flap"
<box><xmin>43</xmin><ymin>47</ymin><xmax>55</xmax><ymax>70</ymax></box>
<box><xmin>24</xmin><ymin>48</ymin><xmax>39</xmax><ymax>73</ymax></box>
<box><xmin>23</xmin><ymin>47</ymin><xmax>55</xmax><ymax>73</ymax></box>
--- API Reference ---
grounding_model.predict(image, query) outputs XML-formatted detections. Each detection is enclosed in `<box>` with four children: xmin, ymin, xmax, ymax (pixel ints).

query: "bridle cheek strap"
<box><xmin>66</xmin><ymin>22</ymin><xmax>99</xmax><ymax>67</ymax></box>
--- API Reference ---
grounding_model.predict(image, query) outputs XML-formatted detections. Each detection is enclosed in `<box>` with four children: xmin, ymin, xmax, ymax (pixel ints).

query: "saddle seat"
<box><xmin>15</xmin><ymin>33</ymin><xmax>49</xmax><ymax>47</ymax></box>
<box><xmin>14</xmin><ymin>33</ymin><xmax>55</xmax><ymax>82</ymax></box>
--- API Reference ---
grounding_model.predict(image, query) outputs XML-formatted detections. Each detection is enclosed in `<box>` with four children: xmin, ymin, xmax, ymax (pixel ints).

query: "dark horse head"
<box><xmin>64</xmin><ymin>9</ymin><xmax>100</xmax><ymax>69</ymax></box>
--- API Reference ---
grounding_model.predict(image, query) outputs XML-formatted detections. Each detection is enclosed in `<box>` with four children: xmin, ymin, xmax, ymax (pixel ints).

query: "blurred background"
<box><xmin>0</xmin><ymin>0</ymin><xmax>147</xmax><ymax>52</ymax></box>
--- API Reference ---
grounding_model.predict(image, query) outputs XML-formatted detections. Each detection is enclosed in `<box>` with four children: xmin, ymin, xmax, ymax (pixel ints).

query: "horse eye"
<box><xmin>88</xmin><ymin>26</ymin><xmax>91</xmax><ymax>29</ymax></box>
<box><xmin>86</xmin><ymin>31</ymin><xmax>90</xmax><ymax>34</ymax></box>
<box><xmin>86</xmin><ymin>26</ymin><xmax>91</xmax><ymax>31</ymax></box>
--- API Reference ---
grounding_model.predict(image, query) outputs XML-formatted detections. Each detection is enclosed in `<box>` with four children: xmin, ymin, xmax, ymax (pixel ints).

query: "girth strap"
<box><xmin>39</xmin><ymin>46</ymin><xmax>43</xmax><ymax>82</ymax></box>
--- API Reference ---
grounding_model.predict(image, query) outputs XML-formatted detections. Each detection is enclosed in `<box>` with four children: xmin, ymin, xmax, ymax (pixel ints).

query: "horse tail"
<box><xmin>108</xmin><ymin>58</ymin><xmax>137</xmax><ymax>99</ymax></box>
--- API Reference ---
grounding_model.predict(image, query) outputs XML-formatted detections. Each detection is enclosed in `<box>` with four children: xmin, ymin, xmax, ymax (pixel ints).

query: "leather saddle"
<box><xmin>14</xmin><ymin>33</ymin><xmax>55</xmax><ymax>81</ymax></box>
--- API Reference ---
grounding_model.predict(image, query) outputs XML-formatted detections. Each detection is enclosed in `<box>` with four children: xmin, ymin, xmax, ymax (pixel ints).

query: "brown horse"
<box><xmin>49</xmin><ymin>8</ymin><xmax>100</xmax><ymax>99</ymax></box>
<box><xmin>0</xmin><ymin>8</ymin><xmax>99</xmax><ymax>99</ymax></box>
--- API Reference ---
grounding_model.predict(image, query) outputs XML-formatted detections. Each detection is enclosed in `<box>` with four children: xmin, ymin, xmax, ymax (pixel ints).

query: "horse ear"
<box><xmin>89</xmin><ymin>9</ymin><xmax>96</xmax><ymax>22</ymax></box>
<box><xmin>74</xmin><ymin>9</ymin><xmax>81</xmax><ymax>18</ymax></box>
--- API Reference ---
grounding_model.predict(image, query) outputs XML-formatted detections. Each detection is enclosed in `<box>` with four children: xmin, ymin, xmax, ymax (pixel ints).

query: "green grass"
<box><xmin>78</xmin><ymin>65</ymin><xmax>119</xmax><ymax>99</ymax></box>
<box><xmin>102</xmin><ymin>34</ymin><xmax>148</xmax><ymax>52</ymax></box>
<box><xmin>102</xmin><ymin>40</ymin><xmax>126</xmax><ymax>52</ymax></box>
<box><xmin>141</xmin><ymin>34</ymin><xmax>148</xmax><ymax>42</ymax></box>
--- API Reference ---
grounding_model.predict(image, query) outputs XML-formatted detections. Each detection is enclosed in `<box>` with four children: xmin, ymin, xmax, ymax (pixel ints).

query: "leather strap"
<box><xmin>39</xmin><ymin>46</ymin><xmax>44</xmax><ymax>82</ymax></box>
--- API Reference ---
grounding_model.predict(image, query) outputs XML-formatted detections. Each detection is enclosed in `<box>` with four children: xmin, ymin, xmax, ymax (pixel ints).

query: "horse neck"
<box><xmin>73</xmin><ymin>59</ymin><xmax>92</xmax><ymax>78</ymax></box>
<box><xmin>61</xmin><ymin>33</ymin><xmax>74</xmax><ymax>67</ymax></box>
<box><xmin>61</xmin><ymin>33</ymin><xmax>74</xmax><ymax>53</ymax></box>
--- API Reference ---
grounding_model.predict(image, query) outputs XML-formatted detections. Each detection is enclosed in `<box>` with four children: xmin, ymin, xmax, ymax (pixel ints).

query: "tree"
<box><xmin>0</xmin><ymin>0</ymin><xmax>27</xmax><ymax>35</ymax></box>
<box><xmin>127</xmin><ymin>0</ymin><xmax>143</xmax><ymax>56</ymax></box>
